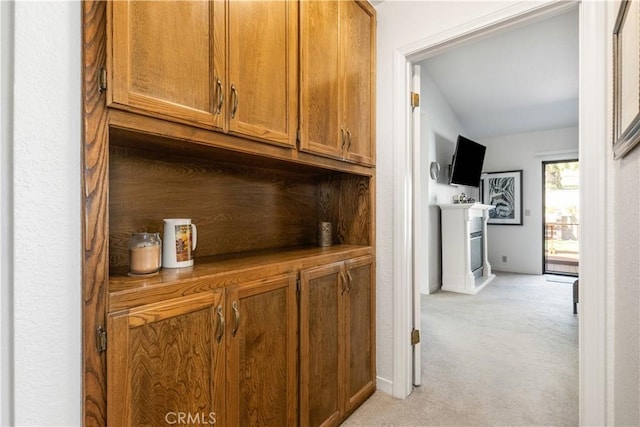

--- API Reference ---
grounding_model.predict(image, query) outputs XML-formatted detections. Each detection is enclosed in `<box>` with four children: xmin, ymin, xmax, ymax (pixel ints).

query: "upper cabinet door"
<box><xmin>299</xmin><ymin>0</ymin><xmax>343</xmax><ymax>160</ymax></box>
<box><xmin>227</xmin><ymin>0</ymin><xmax>298</xmax><ymax>147</ymax></box>
<box><xmin>300</xmin><ymin>0</ymin><xmax>376</xmax><ymax>166</ymax></box>
<box><xmin>108</xmin><ymin>1</ymin><xmax>225</xmax><ymax>129</ymax></box>
<box><xmin>342</xmin><ymin>1</ymin><xmax>376</xmax><ymax>166</ymax></box>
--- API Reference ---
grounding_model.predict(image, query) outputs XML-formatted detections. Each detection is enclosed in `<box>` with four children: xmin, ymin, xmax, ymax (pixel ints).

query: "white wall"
<box><xmin>2</xmin><ymin>2</ymin><xmax>82</xmax><ymax>425</ymax></box>
<box><xmin>612</xmin><ymin>148</ymin><xmax>640</xmax><ymax>425</ymax></box>
<box><xmin>419</xmin><ymin>72</ymin><xmax>476</xmax><ymax>294</ymax></box>
<box><xmin>479</xmin><ymin>127</ymin><xmax>578</xmax><ymax>274</ymax></box>
<box><xmin>606</xmin><ymin>1</ymin><xmax>640</xmax><ymax>424</ymax></box>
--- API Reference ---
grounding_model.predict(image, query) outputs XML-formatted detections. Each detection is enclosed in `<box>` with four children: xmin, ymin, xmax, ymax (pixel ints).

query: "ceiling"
<box><xmin>418</xmin><ymin>7</ymin><xmax>579</xmax><ymax>139</ymax></box>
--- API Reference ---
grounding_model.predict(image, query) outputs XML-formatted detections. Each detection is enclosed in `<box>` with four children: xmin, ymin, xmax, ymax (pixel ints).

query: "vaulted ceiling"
<box><xmin>418</xmin><ymin>6</ymin><xmax>579</xmax><ymax>139</ymax></box>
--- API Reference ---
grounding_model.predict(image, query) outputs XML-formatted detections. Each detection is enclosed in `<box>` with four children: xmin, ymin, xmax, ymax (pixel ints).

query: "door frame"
<box><xmin>390</xmin><ymin>1</ymin><xmax>608</xmax><ymax>425</ymax></box>
<box><xmin>542</xmin><ymin>159</ymin><xmax>580</xmax><ymax>277</ymax></box>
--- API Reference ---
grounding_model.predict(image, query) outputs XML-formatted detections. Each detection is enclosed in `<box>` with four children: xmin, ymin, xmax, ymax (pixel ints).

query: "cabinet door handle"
<box><xmin>215</xmin><ymin>78</ymin><xmax>224</xmax><ymax>115</ymax></box>
<box><xmin>232</xmin><ymin>301</ymin><xmax>240</xmax><ymax>336</ymax></box>
<box><xmin>341</xmin><ymin>129</ymin><xmax>346</xmax><ymax>150</ymax></box>
<box><xmin>340</xmin><ymin>271</ymin><xmax>348</xmax><ymax>294</ymax></box>
<box><xmin>346</xmin><ymin>129</ymin><xmax>352</xmax><ymax>150</ymax></box>
<box><xmin>231</xmin><ymin>84</ymin><xmax>239</xmax><ymax>119</ymax></box>
<box><xmin>346</xmin><ymin>270</ymin><xmax>353</xmax><ymax>293</ymax></box>
<box><xmin>215</xmin><ymin>305</ymin><xmax>225</xmax><ymax>343</ymax></box>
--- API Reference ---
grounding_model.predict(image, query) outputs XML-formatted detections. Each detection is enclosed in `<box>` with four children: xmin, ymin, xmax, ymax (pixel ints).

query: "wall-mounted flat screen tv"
<box><xmin>449</xmin><ymin>135</ymin><xmax>486</xmax><ymax>188</ymax></box>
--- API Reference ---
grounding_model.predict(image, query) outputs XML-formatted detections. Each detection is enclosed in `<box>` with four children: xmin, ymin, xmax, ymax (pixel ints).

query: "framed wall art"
<box><xmin>613</xmin><ymin>0</ymin><xmax>640</xmax><ymax>159</ymax></box>
<box><xmin>482</xmin><ymin>170</ymin><xmax>523</xmax><ymax>225</ymax></box>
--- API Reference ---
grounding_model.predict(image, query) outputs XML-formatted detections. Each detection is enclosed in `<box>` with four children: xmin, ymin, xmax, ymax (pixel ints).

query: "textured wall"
<box><xmin>11</xmin><ymin>2</ymin><xmax>81</xmax><ymax>425</ymax></box>
<box><xmin>612</xmin><ymin>141</ymin><xmax>640</xmax><ymax>425</ymax></box>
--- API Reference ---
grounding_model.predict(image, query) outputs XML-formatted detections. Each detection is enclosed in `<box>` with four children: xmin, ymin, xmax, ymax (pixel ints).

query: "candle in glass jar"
<box><xmin>129</xmin><ymin>232</ymin><xmax>162</xmax><ymax>275</ymax></box>
<box><xmin>130</xmin><ymin>245</ymin><xmax>161</xmax><ymax>274</ymax></box>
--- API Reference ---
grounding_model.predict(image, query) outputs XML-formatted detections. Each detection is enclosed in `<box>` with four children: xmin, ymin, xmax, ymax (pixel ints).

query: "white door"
<box><xmin>411</xmin><ymin>64</ymin><xmax>422</xmax><ymax>386</ymax></box>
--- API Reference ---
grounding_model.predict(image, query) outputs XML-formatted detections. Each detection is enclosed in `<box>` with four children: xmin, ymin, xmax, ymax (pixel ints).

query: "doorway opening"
<box><xmin>391</xmin><ymin>1</ymin><xmax>607</xmax><ymax>423</ymax></box>
<box><xmin>543</xmin><ymin>160</ymin><xmax>579</xmax><ymax>276</ymax></box>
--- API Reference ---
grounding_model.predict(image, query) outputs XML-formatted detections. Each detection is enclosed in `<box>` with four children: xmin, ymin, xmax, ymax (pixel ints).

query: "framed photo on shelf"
<box><xmin>482</xmin><ymin>170</ymin><xmax>523</xmax><ymax>225</ymax></box>
<box><xmin>613</xmin><ymin>0</ymin><xmax>640</xmax><ymax>159</ymax></box>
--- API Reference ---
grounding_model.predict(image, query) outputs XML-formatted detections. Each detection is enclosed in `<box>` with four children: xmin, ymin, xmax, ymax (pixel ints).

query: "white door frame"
<box><xmin>391</xmin><ymin>1</ymin><xmax>608</xmax><ymax>425</ymax></box>
<box><xmin>410</xmin><ymin>64</ymin><xmax>422</xmax><ymax>387</ymax></box>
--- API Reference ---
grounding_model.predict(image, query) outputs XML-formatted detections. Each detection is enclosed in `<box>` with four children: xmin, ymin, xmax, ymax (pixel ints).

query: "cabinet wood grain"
<box><xmin>107</xmin><ymin>292</ymin><xmax>225</xmax><ymax>427</ymax></box>
<box><xmin>109</xmin><ymin>144</ymin><xmax>372</xmax><ymax>270</ymax></box>
<box><xmin>300</xmin><ymin>262</ymin><xmax>344</xmax><ymax>427</ymax></box>
<box><xmin>108</xmin><ymin>1</ymin><xmax>225</xmax><ymax>128</ymax></box>
<box><xmin>82</xmin><ymin>1</ymin><xmax>109</xmax><ymax>425</ymax></box>
<box><xmin>226</xmin><ymin>274</ymin><xmax>298</xmax><ymax>426</ymax></box>
<box><xmin>300</xmin><ymin>0</ymin><xmax>342</xmax><ymax>159</ymax></box>
<box><xmin>227</xmin><ymin>0</ymin><xmax>298</xmax><ymax>147</ymax></box>
<box><xmin>344</xmin><ymin>256</ymin><xmax>376</xmax><ymax>413</ymax></box>
<box><xmin>343</xmin><ymin>0</ymin><xmax>375</xmax><ymax>166</ymax></box>
<box><xmin>300</xmin><ymin>0</ymin><xmax>376</xmax><ymax>166</ymax></box>
<box><xmin>300</xmin><ymin>255</ymin><xmax>375</xmax><ymax>426</ymax></box>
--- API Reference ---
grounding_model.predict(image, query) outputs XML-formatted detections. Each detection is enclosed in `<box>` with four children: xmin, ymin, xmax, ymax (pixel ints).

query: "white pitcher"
<box><xmin>162</xmin><ymin>218</ymin><xmax>197</xmax><ymax>268</ymax></box>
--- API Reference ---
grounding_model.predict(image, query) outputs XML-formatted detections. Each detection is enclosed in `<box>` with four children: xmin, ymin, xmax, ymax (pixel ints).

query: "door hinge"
<box><xmin>410</xmin><ymin>92</ymin><xmax>420</xmax><ymax>109</ymax></box>
<box><xmin>96</xmin><ymin>326</ymin><xmax>107</xmax><ymax>353</ymax></box>
<box><xmin>99</xmin><ymin>67</ymin><xmax>107</xmax><ymax>94</ymax></box>
<box><xmin>411</xmin><ymin>328</ymin><xmax>420</xmax><ymax>345</ymax></box>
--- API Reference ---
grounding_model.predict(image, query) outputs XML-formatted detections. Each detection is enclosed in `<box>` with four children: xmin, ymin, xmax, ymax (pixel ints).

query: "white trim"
<box><xmin>391</xmin><ymin>49</ymin><xmax>413</xmax><ymax>399</ymax></box>
<box><xmin>578</xmin><ymin>1</ymin><xmax>607</xmax><ymax>425</ymax></box>
<box><xmin>411</xmin><ymin>64</ymin><xmax>422</xmax><ymax>387</ymax></box>
<box><xmin>535</xmin><ymin>149</ymin><xmax>580</xmax><ymax>158</ymax></box>
<box><xmin>376</xmin><ymin>376</ymin><xmax>393</xmax><ymax>395</ymax></box>
<box><xmin>391</xmin><ymin>3</ymin><xmax>608</xmax><ymax>424</ymax></box>
<box><xmin>402</xmin><ymin>1</ymin><xmax>578</xmax><ymax>61</ymax></box>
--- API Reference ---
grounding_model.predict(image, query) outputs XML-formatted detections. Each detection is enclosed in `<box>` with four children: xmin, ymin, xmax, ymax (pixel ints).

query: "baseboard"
<box><xmin>490</xmin><ymin>265</ymin><xmax>539</xmax><ymax>275</ymax></box>
<box><xmin>428</xmin><ymin>281</ymin><xmax>442</xmax><ymax>294</ymax></box>
<box><xmin>376</xmin><ymin>376</ymin><xmax>393</xmax><ymax>395</ymax></box>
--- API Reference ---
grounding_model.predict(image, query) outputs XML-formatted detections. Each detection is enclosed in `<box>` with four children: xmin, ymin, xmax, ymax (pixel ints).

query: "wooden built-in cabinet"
<box><xmin>107</xmin><ymin>0</ymin><xmax>297</xmax><ymax>147</ymax></box>
<box><xmin>300</xmin><ymin>255</ymin><xmax>376</xmax><ymax>427</ymax></box>
<box><xmin>83</xmin><ymin>1</ymin><xmax>376</xmax><ymax>425</ymax></box>
<box><xmin>300</xmin><ymin>0</ymin><xmax>375</xmax><ymax>166</ymax></box>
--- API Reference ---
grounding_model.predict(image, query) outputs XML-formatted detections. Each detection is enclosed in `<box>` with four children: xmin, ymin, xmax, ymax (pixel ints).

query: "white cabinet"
<box><xmin>440</xmin><ymin>203</ymin><xmax>495</xmax><ymax>294</ymax></box>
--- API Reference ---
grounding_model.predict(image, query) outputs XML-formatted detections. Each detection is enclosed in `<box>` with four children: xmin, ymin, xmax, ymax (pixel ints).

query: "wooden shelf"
<box><xmin>108</xmin><ymin>244</ymin><xmax>373</xmax><ymax>312</ymax></box>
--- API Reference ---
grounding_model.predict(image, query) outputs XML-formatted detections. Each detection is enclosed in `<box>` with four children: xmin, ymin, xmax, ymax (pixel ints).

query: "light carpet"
<box><xmin>342</xmin><ymin>272</ymin><xmax>578</xmax><ymax>426</ymax></box>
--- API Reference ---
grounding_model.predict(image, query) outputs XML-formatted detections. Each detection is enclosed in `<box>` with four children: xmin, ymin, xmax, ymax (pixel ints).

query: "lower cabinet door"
<box><xmin>300</xmin><ymin>262</ymin><xmax>345</xmax><ymax>427</ymax></box>
<box><xmin>225</xmin><ymin>273</ymin><xmax>298</xmax><ymax>426</ymax></box>
<box><xmin>344</xmin><ymin>256</ymin><xmax>376</xmax><ymax>413</ymax></box>
<box><xmin>107</xmin><ymin>291</ymin><xmax>225</xmax><ymax>427</ymax></box>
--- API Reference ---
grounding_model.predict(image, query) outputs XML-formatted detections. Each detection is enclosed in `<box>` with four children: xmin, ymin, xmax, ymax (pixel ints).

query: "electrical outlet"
<box><xmin>502</xmin><ymin>255</ymin><xmax>507</xmax><ymax>262</ymax></box>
